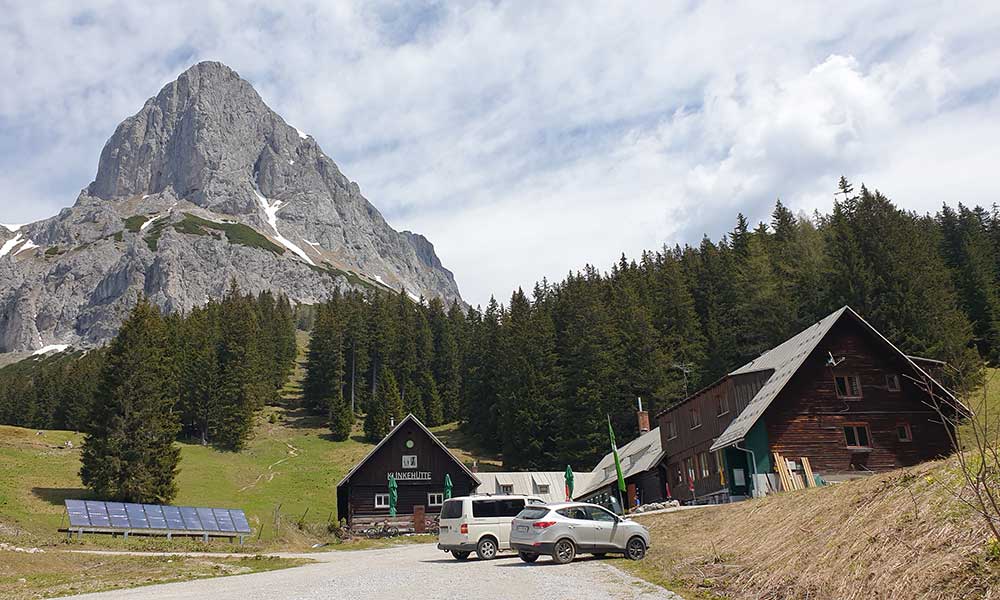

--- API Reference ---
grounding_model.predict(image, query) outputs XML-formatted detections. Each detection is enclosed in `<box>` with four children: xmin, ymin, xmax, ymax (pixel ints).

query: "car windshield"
<box><xmin>439</xmin><ymin>500</ymin><xmax>463</xmax><ymax>519</ymax></box>
<box><xmin>516</xmin><ymin>507</ymin><xmax>550</xmax><ymax>520</ymax></box>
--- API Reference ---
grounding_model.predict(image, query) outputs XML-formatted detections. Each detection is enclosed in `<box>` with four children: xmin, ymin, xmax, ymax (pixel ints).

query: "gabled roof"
<box><xmin>710</xmin><ymin>306</ymin><xmax>961</xmax><ymax>452</ymax></box>
<box><xmin>336</xmin><ymin>414</ymin><xmax>480</xmax><ymax>488</ymax></box>
<box><xmin>574</xmin><ymin>426</ymin><xmax>664</xmax><ymax>499</ymax></box>
<box><xmin>474</xmin><ymin>471</ymin><xmax>589</xmax><ymax>503</ymax></box>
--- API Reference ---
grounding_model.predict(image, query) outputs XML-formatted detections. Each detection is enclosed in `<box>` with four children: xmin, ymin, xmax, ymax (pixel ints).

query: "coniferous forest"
<box><xmin>2</xmin><ymin>179</ymin><xmax>999</xmax><ymax>479</ymax></box>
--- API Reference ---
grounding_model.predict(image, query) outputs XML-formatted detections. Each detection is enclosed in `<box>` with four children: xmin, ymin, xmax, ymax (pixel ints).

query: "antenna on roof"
<box><xmin>826</xmin><ymin>352</ymin><xmax>845</xmax><ymax>368</ymax></box>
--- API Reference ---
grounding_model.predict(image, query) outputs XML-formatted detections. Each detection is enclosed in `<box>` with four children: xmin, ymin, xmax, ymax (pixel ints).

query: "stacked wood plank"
<box><xmin>772</xmin><ymin>453</ymin><xmax>818</xmax><ymax>491</ymax></box>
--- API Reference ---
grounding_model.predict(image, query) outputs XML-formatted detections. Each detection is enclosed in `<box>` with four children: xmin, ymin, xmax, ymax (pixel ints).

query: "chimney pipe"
<box><xmin>637</xmin><ymin>397</ymin><xmax>650</xmax><ymax>434</ymax></box>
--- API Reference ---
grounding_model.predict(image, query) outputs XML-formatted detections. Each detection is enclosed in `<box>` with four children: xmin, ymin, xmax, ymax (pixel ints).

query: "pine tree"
<box><xmin>212</xmin><ymin>282</ymin><xmax>264</xmax><ymax>451</ymax></box>
<box><xmin>328</xmin><ymin>396</ymin><xmax>354</xmax><ymax>441</ymax></box>
<box><xmin>80</xmin><ymin>299</ymin><xmax>181</xmax><ymax>503</ymax></box>
<box><xmin>364</xmin><ymin>370</ymin><xmax>400</xmax><ymax>441</ymax></box>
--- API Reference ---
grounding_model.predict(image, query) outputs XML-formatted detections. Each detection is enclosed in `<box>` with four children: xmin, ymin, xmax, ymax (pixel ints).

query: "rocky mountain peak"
<box><xmin>0</xmin><ymin>62</ymin><xmax>462</xmax><ymax>353</ymax></box>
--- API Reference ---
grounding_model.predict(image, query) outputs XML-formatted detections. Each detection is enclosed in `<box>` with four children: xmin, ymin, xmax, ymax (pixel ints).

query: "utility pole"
<box><xmin>672</xmin><ymin>363</ymin><xmax>693</xmax><ymax>397</ymax></box>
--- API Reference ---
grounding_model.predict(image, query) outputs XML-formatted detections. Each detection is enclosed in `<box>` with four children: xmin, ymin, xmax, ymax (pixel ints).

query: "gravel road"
<box><xmin>60</xmin><ymin>544</ymin><xmax>682</xmax><ymax>600</ymax></box>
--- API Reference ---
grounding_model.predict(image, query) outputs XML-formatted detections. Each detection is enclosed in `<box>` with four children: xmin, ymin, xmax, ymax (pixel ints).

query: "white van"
<box><xmin>437</xmin><ymin>495</ymin><xmax>544</xmax><ymax>560</ymax></box>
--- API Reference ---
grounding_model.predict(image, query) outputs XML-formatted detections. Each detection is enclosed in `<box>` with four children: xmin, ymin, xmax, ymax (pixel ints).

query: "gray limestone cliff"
<box><xmin>0</xmin><ymin>61</ymin><xmax>462</xmax><ymax>352</ymax></box>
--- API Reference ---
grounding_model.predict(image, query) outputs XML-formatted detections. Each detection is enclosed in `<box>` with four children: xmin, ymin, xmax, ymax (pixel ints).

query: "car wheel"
<box><xmin>626</xmin><ymin>537</ymin><xmax>647</xmax><ymax>561</ymax></box>
<box><xmin>476</xmin><ymin>537</ymin><xmax>498</xmax><ymax>560</ymax></box>
<box><xmin>593</xmin><ymin>553</ymin><xmax>607</xmax><ymax>558</ymax></box>
<box><xmin>551</xmin><ymin>539</ymin><xmax>576</xmax><ymax>564</ymax></box>
<box><xmin>452</xmin><ymin>551</ymin><xmax>470</xmax><ymax>561</ymax></box>
<box><xmin>518</xmin><ymin>552</ymin><xmax>539</xmax><ymax>563</ymax></box>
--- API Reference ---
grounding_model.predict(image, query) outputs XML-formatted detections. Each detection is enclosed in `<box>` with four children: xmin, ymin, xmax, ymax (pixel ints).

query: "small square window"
<box><xmin>699</xmin><ymin>452</ymin><xmax>711</xmax><ymax>479</ymax></box>
<box><xmin>428</xmin><ymin>493</ymin><xmax>444</xmax><ymax>506</ymax></box>
<box><xmin>375</xmin><ymin>493</ymin><xmax>389</xmax><ymax>508</ymax></box>
<box><xmin>716</xmin><ymin>395</ymin><xmax>729</xmax><ymax>417</ymax></box>
<box><xmin>666</xmin><ymin>420</ymin><xmax>678</xmax><ymax>440</ymax></box>
<box><xmin>499</xmin><ymin>484</ymin><xmax>514</xmax><ymax>494</ymax></box>
<box><xmin>402</xmin><ymin>455</ymin><xmax>417</xmax><ymax>469</ymax></box>
<box><xmin>897</xmin><ymin>423</ymin><xmax>912</xmax><ymax>442</ymax></box>
<box><xmin>886</xmin><ymin>374</ymin><xmax>901</xmax><ymax>392</ymax></box>
<box><xmin>844</xmin><ymin>424</ymin><xmax>871</xmax><ymax>449</ymax></box>
<box><xmin>537</xmin><ymin>484</ymin><xmax>549</xmax><ymax>494</ymax></box>
<box><xmin>835</xmin><ymin>375</ymin><xmax>863</xmax><ymax>399</ymax></box>
<box><xmin>690</xmin><ymin>407</ymin><xmax>702</xmax><ymax>429</ymax></box>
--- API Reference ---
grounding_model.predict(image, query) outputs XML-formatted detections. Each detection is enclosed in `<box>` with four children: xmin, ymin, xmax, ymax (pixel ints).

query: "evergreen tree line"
<box><xmin>0</xmin><ymin>283</ymin><xmax>297</xmax><ymax>453</ymax></box>
<box><xmin>305</xmin><ymin>180</ymin><xmax>998</xmax><ymax>470</ymax></box>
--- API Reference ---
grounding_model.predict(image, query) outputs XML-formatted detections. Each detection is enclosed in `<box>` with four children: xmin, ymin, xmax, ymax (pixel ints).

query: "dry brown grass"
<box><xmin>626</xmin><ymin>456</ymin><xmax>999</xmax><ymax>600</ymax></box>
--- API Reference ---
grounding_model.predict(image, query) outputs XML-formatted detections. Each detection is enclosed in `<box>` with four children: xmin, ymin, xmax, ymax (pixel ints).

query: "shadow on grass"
<box><xmin>32</xmin><ymin>486</ymin><xmax>93</xmax><ymax>506</ymax></box>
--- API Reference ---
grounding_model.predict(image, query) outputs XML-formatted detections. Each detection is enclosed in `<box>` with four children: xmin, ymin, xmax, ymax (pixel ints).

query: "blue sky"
<box><xmin>1</xmin><ymin>1</ymin><xmax>999</xmax><ymax>305</ymax></box>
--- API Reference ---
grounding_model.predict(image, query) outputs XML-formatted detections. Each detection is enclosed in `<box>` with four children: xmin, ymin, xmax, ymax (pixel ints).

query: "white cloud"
<box><xmin>1</xmin><ymin>1</ymin><xmax>999</xmax><ymax>305</ymax></box>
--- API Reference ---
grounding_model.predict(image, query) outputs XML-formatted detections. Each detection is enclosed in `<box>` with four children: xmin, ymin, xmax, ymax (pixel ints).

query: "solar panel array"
<box><xmin>65</xmin><ymin>500</ymin><xmax>251</xmax><ymax>535</ymax></box>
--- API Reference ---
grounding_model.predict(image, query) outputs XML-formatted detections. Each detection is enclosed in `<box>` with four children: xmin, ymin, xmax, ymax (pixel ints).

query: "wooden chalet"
<box><xmin>336</xmin><ymin>414</ymin><xmax>479</xmax><ymax>525</ymax></box>
<box><xmin>656</xmin><ymin>306</ymin><xmax>961</xmax><ymax>504</ymax></box>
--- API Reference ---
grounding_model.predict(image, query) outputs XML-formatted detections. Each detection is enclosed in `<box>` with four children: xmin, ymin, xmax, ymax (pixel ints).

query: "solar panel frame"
<box><xmin>64</xmin><ymin>500</ymin><xmax>251</xmax><ymax>539</ymax></box>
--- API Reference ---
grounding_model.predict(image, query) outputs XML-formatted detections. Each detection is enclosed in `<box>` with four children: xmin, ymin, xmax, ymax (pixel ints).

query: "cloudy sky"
<box><xmin>2</xmin><ymin>2</ymin><xmax>999</xmax><ymax>305</ymax></box>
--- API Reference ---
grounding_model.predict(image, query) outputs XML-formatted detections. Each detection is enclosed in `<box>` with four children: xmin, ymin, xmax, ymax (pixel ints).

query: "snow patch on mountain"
<box><xmin>253</xmin><ymin>189</ymin><xmax>315</xmax><ymax>266</ymax></box>
<box><xmin>0</xmin><ymin>233</ymin><xmax>24</xmax><ymax>257</ymax></box>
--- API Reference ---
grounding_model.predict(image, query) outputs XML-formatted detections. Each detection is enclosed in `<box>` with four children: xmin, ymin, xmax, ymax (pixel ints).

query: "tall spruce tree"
<box><xmin>80</xmin><ymin>299</ymin><xmax>181</xmax><ymax>503</ymax></box>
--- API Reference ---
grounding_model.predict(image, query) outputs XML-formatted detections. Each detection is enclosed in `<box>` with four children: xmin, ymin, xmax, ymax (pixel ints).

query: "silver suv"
<box><xmin>509</xmin><ymin>502</ymin><xmax>650</xmax><ymax>564</ymax></box>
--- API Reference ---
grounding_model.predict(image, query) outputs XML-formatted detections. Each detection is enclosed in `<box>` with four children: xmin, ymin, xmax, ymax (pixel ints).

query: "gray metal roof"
<box><xmin>474</xmin><ymin>471</ymin><xmax>589</xmax><ymax>504</ymax></box>
<box><xmin>711</xmin><ymin>306</ymin><xmax>961</xmax><ymax>451</ymax></box>
<box><xmin>574</xmin><ymin>426</ymin><xmax>664</xmax><ymax>499</ymax></box>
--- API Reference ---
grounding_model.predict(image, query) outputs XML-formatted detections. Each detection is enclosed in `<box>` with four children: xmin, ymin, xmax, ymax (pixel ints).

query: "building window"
<box><xmin>537</xmin><ymin>483</ymin><xmax>550</xmax><ymax>494</ymax></box>
<box><xmin>690</xmin><ymin>407</ymin><xmax>702</xmax><ymax>429</ymax></box>
<box><xmin>666</xmin><ymin>420</ymin><xmax>677</xmax><ymax>440</ymax></box>
<box><xmin>402</xmin><ymin>455</ymin><xmax>417</xmax><ymax>469</ymax></box>
<box><xmin>699</xmin><ymin>452</ymin><xmax>711</xmax><ymax>479</ymax></box>
<box><xmin>675</xmin><ymin>465</ymin><xmax>684</xmax><ymax>485</ymax></box>
<box><xmin>685</xmin><ymin>456</ymin><xmax>696</xmax><ymax>484</ymax></box>
<box><xmin>499</xmin><ymin>484</ymin><xmax>514</xmax><ymax>495</ymax></box>
<box><xmin>897</xmin><ymin>423</ymin><xmax>912</xmax><ymax>442</ymax></box>
<box><xmin>716</xmin><ymin>395</ymin><xmax>729</xmax><ymax>417</ymax></box>
<box><xmin>886</xmin><ymin>374</ymin><xmax>901</xmax><ymax>392</ymax></box>
<box><xmin>375</xmin><ymin>493</ymin><xmax>389</xmax><ymax>508</ymax></box>
<box><xmin>428</xmin><ymin>493</ymin><xmax>444</xmax><ymax>506</ymax></box>
<box><xmin>843</xmin><ymin>424</ymin><xmax>871</xmax><ymax>449</ymax></box>
<box><xmin>835</xmin><ymin>375</ymin><xmax>863</xmax><ymax>399</ymax></box>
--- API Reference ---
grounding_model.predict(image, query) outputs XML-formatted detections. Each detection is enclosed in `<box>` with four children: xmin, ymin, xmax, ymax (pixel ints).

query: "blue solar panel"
<box><xmin>213</xmin><ymin>508</ymin><xmax>236</xmax><ymax>532</ymax></box>
<box><xmin>180</xmin><ymin>507</ymin><xmax>203</xmax><ymax>530</ymax></box>
<box><xmin>64</xmin><ymin>500</ymin><xmax>251</xmax><ymax>539</ymax></box>
<box><xmin>143</xmin><ymin>504</ymin><xmax>167</xmax><ymax>529</ymax></box>
<box><xmin>86</xmin><ymin>501</ymin><xmax>111</xmax><ymax>527</ymax></box>
<box><xmin>197</xmin><ymin>508</ymin><xmax>220</xmax><ymax>531</ymax></box>
<box><xmin>162</xmin><ymin>505</ymin><xmax>185</xmax><ymax>530</ymax></box>
<box><xmin>67</xmin><ymin>499</ymin><xmax>90</xmax><ymax>527</ymax></box>
<box><xmin>230</xmin><ymin>510</ymin><xmax>252</xmax><ymax>534</ymax></box>
<box><xmin>125</xmin><ymin>504</ymin><xmax>149</xmax><ymax>528</ymax></box>
<box><xmin>107</xmin><ymin>503</ymin><xmax>130</xmax><ymax>528</ymax></box>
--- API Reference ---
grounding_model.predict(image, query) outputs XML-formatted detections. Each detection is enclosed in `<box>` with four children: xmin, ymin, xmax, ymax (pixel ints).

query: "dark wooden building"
<box><xmin>656</xmin><ymin>306</ymin><xmax>961</xmax><ymax>504</ymax></box>
<box><xmin>336</xmin><ymin>414</ymin><xmax>479</xmax><ymax>524</ymax></box>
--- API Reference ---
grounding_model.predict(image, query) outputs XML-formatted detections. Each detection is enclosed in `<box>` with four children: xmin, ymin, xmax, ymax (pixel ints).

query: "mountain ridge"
<box><xmin>0</xmin><ymin>61</ymin><xmax>462</xmax><ymax>352</ymax></box>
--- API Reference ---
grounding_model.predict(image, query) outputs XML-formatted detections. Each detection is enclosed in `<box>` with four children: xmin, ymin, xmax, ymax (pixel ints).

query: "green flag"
<box><xmin>444</xmin><ymin>473</ymin><xmax>453</xmax><ymax>500</ymax></box>
<box><xmin>564</xmin><ymin>465</ymin><xmax>574</xmax><ymax>500</ymax></box>
<box><xmin>609</xmin><ymin>416</ymin><xmax>626</xmax><ymax>493</ymax></box>
<box><xmin>388</xmin><ymin>474</ymin><xmax>398</xmax><ymax>517</ymax></box>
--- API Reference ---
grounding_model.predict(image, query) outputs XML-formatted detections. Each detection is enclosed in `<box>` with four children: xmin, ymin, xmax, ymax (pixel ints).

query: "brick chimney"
<box><xmin>637</xmin><ymin>397</ymin><xmax>650</xmax><ymax>433</ymax></box>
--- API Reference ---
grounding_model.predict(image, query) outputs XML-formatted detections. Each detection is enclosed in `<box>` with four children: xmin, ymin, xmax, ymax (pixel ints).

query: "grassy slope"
<box><xmin>0</xmin><ymin>331</ymin><xmax>492</xmax><ymax>552</ymax></box>
<box><xmin>623</xmin><ymin>370</ymin><xmax>1000</xmax><ymax>600</ymax></box>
